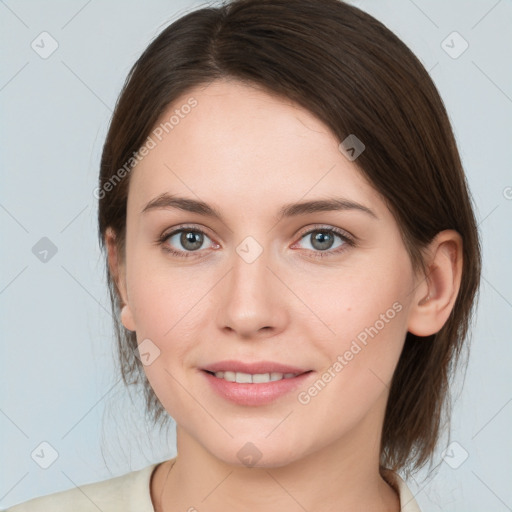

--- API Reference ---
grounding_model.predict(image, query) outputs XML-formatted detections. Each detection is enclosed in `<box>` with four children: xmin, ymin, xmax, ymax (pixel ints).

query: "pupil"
<box><xmin>181</xmin><ymin>231</ymin><xmax>203</xmax><ymax>251</ymax></box>
<box><xmin>313</xmin><ymin>231</ymin><xmax>333</xmax><ymax>250</ymax></box>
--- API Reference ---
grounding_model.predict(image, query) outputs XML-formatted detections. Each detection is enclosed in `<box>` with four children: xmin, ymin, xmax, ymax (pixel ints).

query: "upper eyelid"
<box><xmin>163</xmin><ymin>224</ymin><xmax>215</xmax><ymax>241</ymax></box>
<box><xmin>296</xmin><ymin>223</ymin><xmax>354</xmax><ymax>241</ymax></box>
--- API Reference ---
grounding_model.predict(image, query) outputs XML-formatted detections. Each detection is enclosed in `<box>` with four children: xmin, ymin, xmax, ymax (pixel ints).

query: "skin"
<box><xmin>106</xmin><ymin>79</ymin><xmax>463</xmax><ymax>512</ymax></box>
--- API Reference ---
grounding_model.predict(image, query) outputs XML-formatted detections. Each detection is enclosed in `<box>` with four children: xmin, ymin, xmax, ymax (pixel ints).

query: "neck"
<box><xmin>152</xmin><ymin>416</ymin><xmax>400</xmax><ymax>512</ymax></box>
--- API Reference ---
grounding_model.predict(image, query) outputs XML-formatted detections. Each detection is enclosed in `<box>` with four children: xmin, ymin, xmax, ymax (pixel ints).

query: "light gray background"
<box><xmin>1</xmin><ymin>0</ymin><xmax>511</xmax><ymax>510</ymax></box>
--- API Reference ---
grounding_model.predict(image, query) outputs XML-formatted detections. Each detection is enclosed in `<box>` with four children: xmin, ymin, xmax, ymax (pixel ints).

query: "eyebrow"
<box><xmin>141</xmin><ymin>192</ymin><xmax>378</xmax><ymax>221</ymax></box>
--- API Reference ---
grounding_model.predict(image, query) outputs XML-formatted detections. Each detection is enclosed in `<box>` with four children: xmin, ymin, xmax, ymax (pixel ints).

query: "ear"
<box><xmin>105</xmin><ymin>227</ymin><xmax>136</xmax><ymax>332</ymax></box>
<box><xmin>407</xmin><ymin>230</ymin><xmax>463</xmax><ymax>337</ymax></box>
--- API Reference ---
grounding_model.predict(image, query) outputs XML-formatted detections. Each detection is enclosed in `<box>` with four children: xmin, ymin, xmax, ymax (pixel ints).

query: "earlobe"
<box><xmin>120</xmin><ymin>304</ymin><xmax>136</xmax><ymax>332</ymax></box>
<box><xmin>105</xmin><ymin>227</ymin><xmax>136</xmax><ymax>332</ymax></box>
<box><xmin>407</xmin><ymin>230</ymin><xmax>463</xmax><ymax>337</ymax></box>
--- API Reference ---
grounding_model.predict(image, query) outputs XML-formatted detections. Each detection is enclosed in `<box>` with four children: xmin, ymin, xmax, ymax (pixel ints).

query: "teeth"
<box><xmin>213</xmin><ymin>371</ymin><xmax>298</xmax><ymax>383</ymax></box>
<box><xmin>223</xmin><ymin>371</ymin><xmax>235</xmax><ymax>382</ymax></box>
<box><xmin>236</xmin><ymin>372</ymin><xmax>252</xmax><ymax>383</ymax></box>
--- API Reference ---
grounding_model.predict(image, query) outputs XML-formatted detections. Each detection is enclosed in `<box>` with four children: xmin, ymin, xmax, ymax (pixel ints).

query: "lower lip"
<box><xmin>201</xmin><ymin>370</ymin><xmax>314</xmax><ymax>406</ymax></box>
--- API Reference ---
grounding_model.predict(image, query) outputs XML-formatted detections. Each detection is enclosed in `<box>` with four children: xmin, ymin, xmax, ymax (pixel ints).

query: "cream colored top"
<box><xmin>3</xmin><ymin>463</ymin><xmax>421</xmax><ymax>511</ymax></box>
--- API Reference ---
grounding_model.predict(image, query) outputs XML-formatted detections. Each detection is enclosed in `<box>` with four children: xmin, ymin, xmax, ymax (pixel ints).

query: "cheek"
<box><xmin>296</xmin><ymin>255</ymin><xmax>412</xmax><ymax>420</ymax></box>
<box><xmin>301</xmin><ymin>250</ymin><xmax>412</xmax><ymax>344</ymax></box>
<box><xmin>125</xmin><ymin>250</ymin><xmax>214</xmax><ymax>387</ymax></box>
<box><xmin>126</xmin><ymin>244</ymin><xmax>206</xmax><ymax>334</ymax></box>
<box><xmin>126</xmin><ymin>265</ymin><xmax>205</xmax><ymax>414</ymax></box>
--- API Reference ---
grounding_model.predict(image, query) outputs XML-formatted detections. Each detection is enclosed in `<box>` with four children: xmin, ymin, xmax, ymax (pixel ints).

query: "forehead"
<box><xmin>127</xmin><ymin>79</ymin><xmax>385</xmax><ymax>219</ymax></box>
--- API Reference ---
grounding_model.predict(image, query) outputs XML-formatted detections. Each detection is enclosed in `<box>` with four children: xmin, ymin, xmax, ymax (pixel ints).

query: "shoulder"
<box><xmin>3</xmin><ymin>463</ymin><xmax>159</xmax><ymax>512</ymax></box>
<box><xmin>381</xmin><ymin>468</ymin><xmax>422</xmax><ymax>512</ymax></box>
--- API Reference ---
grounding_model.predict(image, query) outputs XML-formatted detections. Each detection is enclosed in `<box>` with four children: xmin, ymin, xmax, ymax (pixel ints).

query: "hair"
<box><xmin>97</xmin><ymin>0</ymin><xmax>481</xmax><ymax>477</ymax></box>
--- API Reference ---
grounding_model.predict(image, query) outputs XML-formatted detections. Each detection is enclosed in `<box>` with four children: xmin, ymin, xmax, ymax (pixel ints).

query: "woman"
<box><xmin>5</xmin><ymin>0</ymin><xmax>481</xmax><ymax>510</ymax></box>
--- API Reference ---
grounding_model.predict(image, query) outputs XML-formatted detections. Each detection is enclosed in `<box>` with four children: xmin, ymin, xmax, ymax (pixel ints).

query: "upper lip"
<box><xmin>202</xmin><ymin>360</ymin><xmax>311</xmax><ymax>375</ymax></box>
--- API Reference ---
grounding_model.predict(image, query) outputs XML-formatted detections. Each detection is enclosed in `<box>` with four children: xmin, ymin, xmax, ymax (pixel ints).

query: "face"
<box><xmin>115</xmin><ymin>79</ymin><xmax>419</xmax><ymax>467</ymax></box>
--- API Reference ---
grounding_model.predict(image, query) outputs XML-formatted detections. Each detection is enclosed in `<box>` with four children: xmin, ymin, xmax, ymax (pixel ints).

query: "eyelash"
<box><xmin>156</xmin><ymin>224</ymin><xmax>356</xmax><ymax>259</ymax></box>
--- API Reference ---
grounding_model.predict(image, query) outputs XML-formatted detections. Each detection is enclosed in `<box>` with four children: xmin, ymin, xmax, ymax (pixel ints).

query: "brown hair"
<box><xmin>97</xmin><ymin>0</ymin><xmax>481</xmax><ymax>477</ymax></box>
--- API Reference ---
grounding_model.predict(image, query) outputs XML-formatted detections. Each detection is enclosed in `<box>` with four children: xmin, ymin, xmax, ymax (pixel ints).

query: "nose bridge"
<box><xmin>216</xmin><ymin>233</ymin><xmax>286</xmax><ymax>336</ymax></box>
<box><xmin>230</xmin><ymin>234</ymin><xmax>272</xmax><ymax>303</ymax></box>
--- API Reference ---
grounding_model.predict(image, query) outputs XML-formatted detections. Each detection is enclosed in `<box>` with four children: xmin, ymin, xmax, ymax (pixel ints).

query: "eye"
<box><xmin>293</xmin><ymin>226</ymin><xmax>355</xmax><ymax>257</ymax></box>
<box><xmin>158</xmin><ymin>226</ymin><xmax>217</xmax><ymax>257</ymax></box>
<box><xmin>157</xmin><ymin>224</ymin><xmax>355</xmax><ymax>259</ymax></box>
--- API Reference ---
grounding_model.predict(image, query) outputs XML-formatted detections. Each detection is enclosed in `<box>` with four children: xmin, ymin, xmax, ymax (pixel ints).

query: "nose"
<box><xmin>216</xmin><ymin>242</ymin><xmax>289</xmax><ymax>340</ymax></box>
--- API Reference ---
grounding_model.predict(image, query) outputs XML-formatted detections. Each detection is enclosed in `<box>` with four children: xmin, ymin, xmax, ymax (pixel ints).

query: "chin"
<box><xmin>204</xmin><ymin>434</ymin><xmax>310</xmax><ymax>470</ymax></box>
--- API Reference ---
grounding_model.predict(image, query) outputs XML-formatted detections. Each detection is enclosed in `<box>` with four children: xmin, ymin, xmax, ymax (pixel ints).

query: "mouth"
<box><xmin>200</xmin><ymin>363</ymin><xmax>315</xmax><ymax>406</ymax></box>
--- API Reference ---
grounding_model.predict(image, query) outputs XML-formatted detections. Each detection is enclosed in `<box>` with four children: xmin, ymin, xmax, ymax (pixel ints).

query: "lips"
<box><xmin>202</xmin><ymin>360</ymin><xmax>310</xmax><ymax>375</ymax></box>
<box><xmin>202</xmin><ymin>365</ymin><xmax>315</xmax><ymax>406</ymax></box>
<box><xmin>200</xmin><ymin>360</ymin><xmax>314</xmax><ymax>405</ymax></box>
